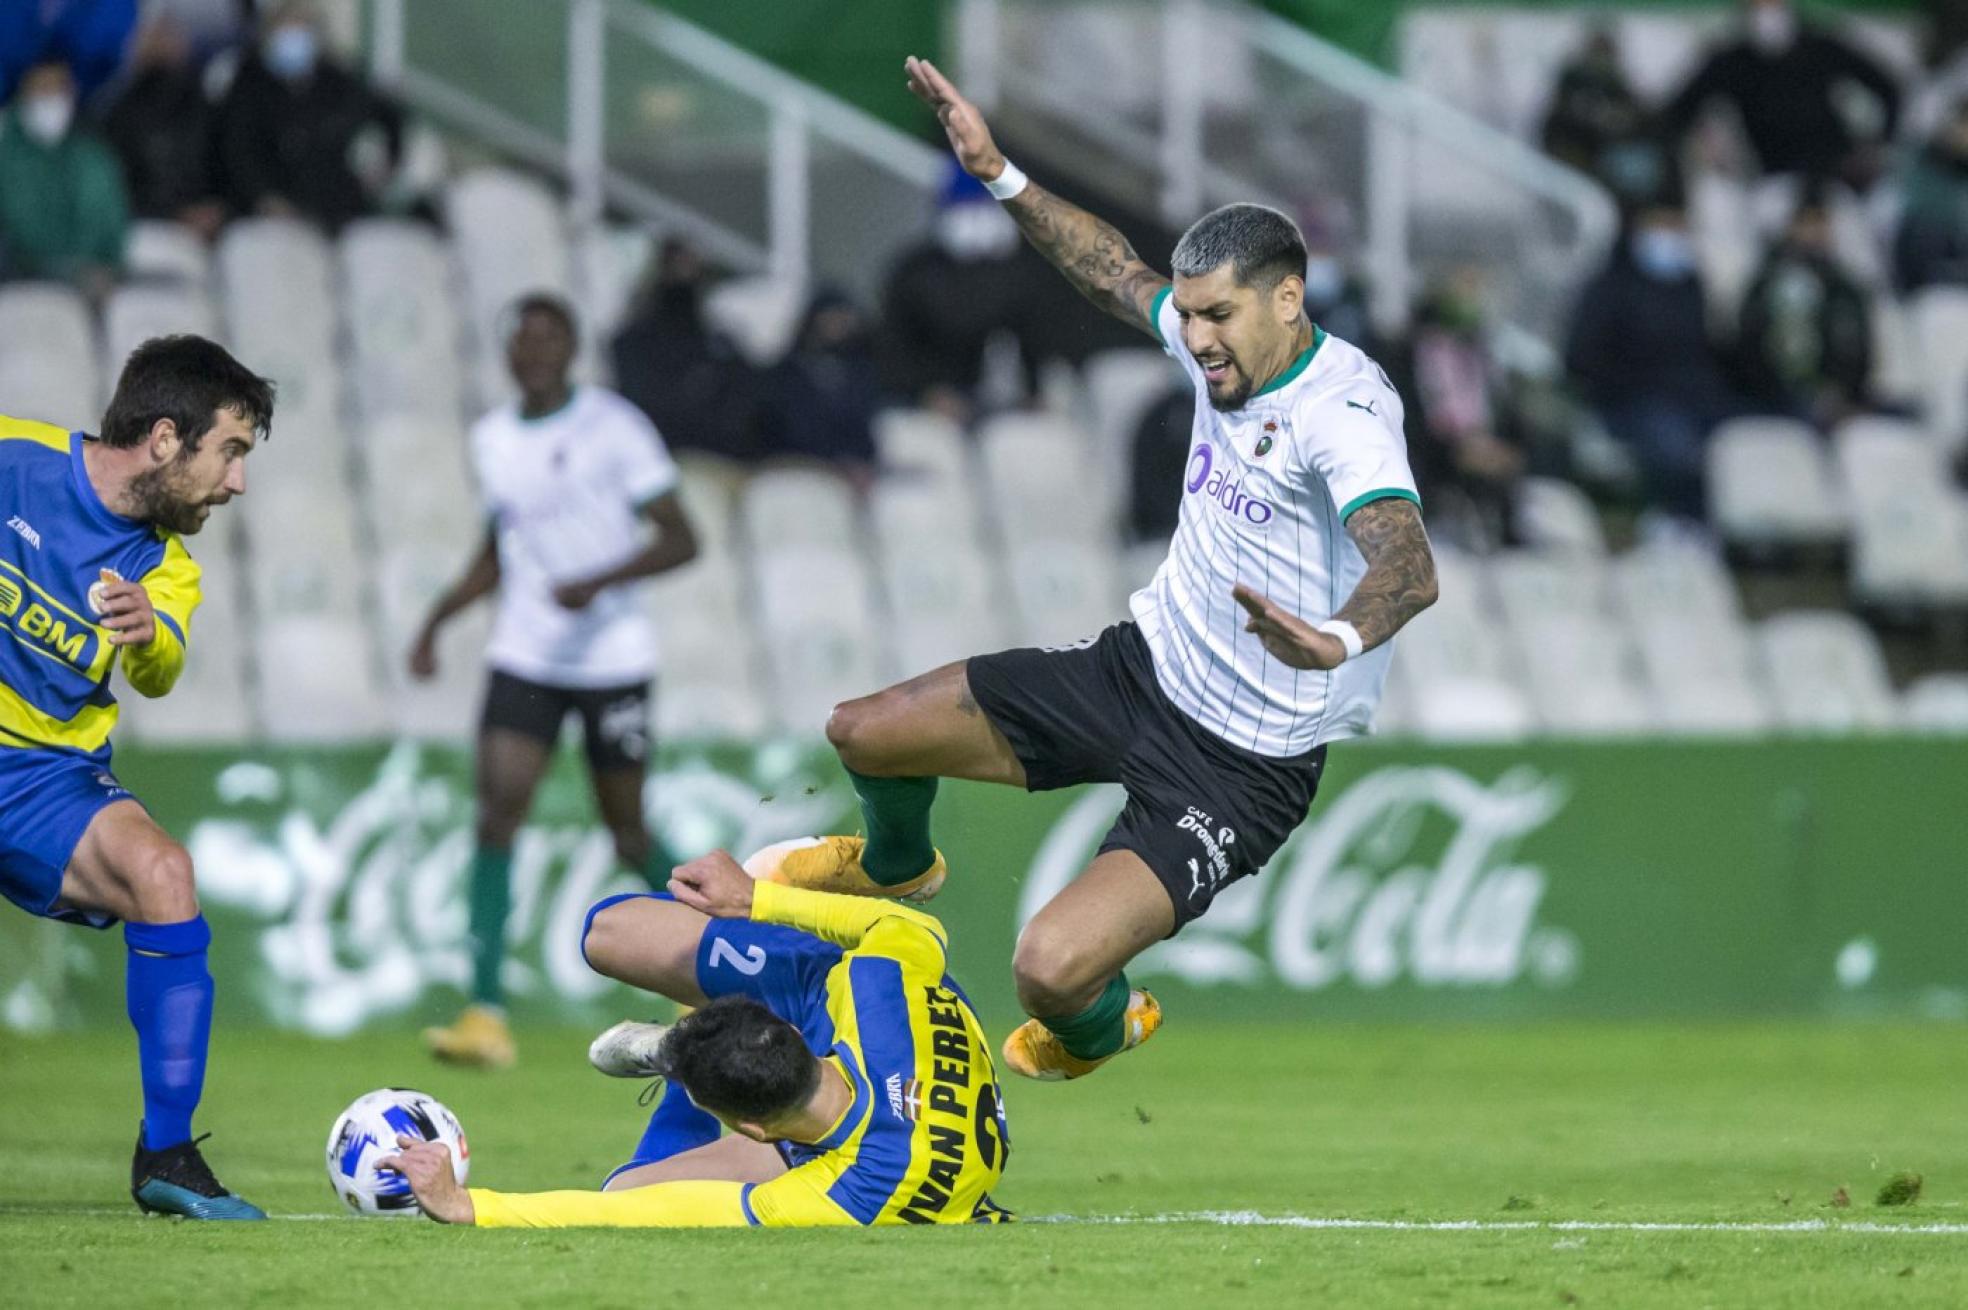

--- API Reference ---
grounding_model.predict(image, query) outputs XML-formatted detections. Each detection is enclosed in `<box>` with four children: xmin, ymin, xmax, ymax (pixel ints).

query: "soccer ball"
<box><xmin>325</xmin><ymin>1088</ymin><xmax>469</xmax><ymax>1216</ymax></box>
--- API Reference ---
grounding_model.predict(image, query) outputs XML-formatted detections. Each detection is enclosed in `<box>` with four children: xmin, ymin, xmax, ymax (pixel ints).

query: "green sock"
<box><xmin>851</xmin><ymin>769</ymin><xmax>939</xmax><ymax>887</ymax></box>
<box><xmin>468</xmin><ymin>845</ymin><xmax>514</xmax><ymax>1006</ymax></box>
<box><xmin>1040</xmin><ymin>973</ymin><xmax>1131</xmax><ymax>1061</ymax></box>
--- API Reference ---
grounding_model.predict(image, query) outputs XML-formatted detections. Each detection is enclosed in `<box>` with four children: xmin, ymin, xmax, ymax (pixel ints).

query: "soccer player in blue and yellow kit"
<box><xmin>0</xmin><ymin>335</ymin><xmax>272</xmax><ymax>1219</ymax></box>
<box><xmin>381</xmin><ymin>849</ymin><xmax>1011</xmax><ymax>1227</ymax></box>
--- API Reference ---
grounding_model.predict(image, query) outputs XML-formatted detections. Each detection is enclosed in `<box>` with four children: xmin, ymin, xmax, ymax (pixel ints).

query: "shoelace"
<box><xmin>636</xmin><ymin>1076</ymin><xmax>668</xmax><ymax>1108</ymax></box>
<box><xmin>149</xmin><ymin>1133</ymin><xmax>224</xmax><ymax>1196</ymax></box>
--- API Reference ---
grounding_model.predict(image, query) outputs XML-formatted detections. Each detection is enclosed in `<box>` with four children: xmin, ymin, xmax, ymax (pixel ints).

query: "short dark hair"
<box><xmin>1171</xmin><ymin>203</ymin><xmax>1309</xmax><ymax>292</ymax></box>
<box><xmin>100</xmin><ymin>335</ymin><xmax>275</xmax><ymax>450</ymax></box>
<box><xmin>655</xmin><ymin>996</ymin><xmax>818</xmax><ymax>1123</ymax></box>
<box><xmin>506</xmin><ymin>292</ymin><xmax>580</xmax><ymax>346</ymax></box>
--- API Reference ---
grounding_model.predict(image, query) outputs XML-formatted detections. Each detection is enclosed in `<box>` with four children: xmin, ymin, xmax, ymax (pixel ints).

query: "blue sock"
<box><xmin>125</xmin><ymin>916</ymin><xmax>215</xmax><ymax>1152</ymax></box>
<box><xmin>629</xmin><ymin>1083</ymin><xmax>720</xmax><ymax>1166</ymax></box>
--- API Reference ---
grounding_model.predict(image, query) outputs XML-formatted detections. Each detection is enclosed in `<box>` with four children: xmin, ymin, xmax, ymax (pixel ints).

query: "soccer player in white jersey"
<box><xmin>752</xmin><ymin>58</ymin><xmax>1440</xmax><ymax>1081</ymax></box>
<box><xmin>410</xmin><ymin>294</ymin><xmax>700</xmax><ymax>1068</ymax></box>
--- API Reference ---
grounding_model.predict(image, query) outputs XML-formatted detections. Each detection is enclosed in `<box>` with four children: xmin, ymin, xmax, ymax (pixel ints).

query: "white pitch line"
<box><xmin>1045</xmin><ymin>1211</ymin><xmax>1968</xmax><ymax>1236</ymax></box>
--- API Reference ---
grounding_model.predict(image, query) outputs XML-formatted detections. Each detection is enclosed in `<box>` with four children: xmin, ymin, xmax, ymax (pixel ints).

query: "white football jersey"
<box><xmin>470</xmin><ymin>386</ymin><xmax>680</xmax><ymax>687</ymax></box>
<box><xmin>1130</xmin><ymin>287</ymin><xmax>1419</xmax><ymax>757</ymax></box>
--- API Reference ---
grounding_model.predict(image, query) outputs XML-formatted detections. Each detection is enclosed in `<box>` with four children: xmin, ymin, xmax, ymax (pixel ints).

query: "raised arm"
<box><xmin>904</xmin><ymin>56</ymin><xmax>1168</xmax><ymax>338</ymax></box>
<box><xmin>1234</xmin><ymin>498</ymin><xmax>1438</xmax><ymax>670</ymax></box>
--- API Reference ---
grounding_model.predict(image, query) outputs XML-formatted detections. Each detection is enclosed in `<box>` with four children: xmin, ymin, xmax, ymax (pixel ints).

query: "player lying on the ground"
<box><xmin>381</xmin><ymin>849</ymin><xmax>1011</xmax><ymax>1226</ymax></box>
<box><xmin>751</xmin><ymin>56</ymin><xmax>1439</xmax><ymax>1082</ymax></box>
<box><xmin>0</xmin><ymin>337</ymin><xmax>274</xmax><ymax>1218</ymax></box>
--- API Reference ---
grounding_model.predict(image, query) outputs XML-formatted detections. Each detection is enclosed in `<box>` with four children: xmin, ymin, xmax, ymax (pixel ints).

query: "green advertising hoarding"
<box><xmin>3</xmin><ymin>737</ymin><xmax>1964</xmax><ymax>1033</ymax></box>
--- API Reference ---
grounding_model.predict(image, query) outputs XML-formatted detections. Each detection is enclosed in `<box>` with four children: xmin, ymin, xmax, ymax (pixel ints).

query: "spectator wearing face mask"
<box><xmin>1736</xmin><ymin>185</ymin><xmax>1873</xmax><ymax>427</ymax></box>
<box><xmin>101</xmin><ymin>18</ymin><xmax>226</xmax><ymax>243</ymax></box>
<box><xmin>1297</xmin><ymin>208</ymin><xmax>1380</xmax><ymax>360</ymax></box>
<box><xmin>1566</xmin><ymin>203</ymin><xmax>1742</xmax><ymax>521</ymax></box>
<box><xmin>1540</xmin><ymin>23</ymin><xmax>1670</xmax><ymax>206</ymax></box>
<box><xmin>879</xmin><ymin>162</ymin><xmax>1054</xmax><ymax>423</ymax></box>
<box><xmin>755</xmin><ymin>289</ymin><xmax>882</xmax><ymax>485</ymax></box>
<box><xmin>1895</xmin><ymin>95</ymin><xmax>1968</xmax><ymax>292</ymax></box>
<box><xmin>215</xmin><ymin>0</ymin><xmax>403</xmax><ymax>233</ymax></box>
<box><xmin>1662</xmin><ymin>0</ymin><xmax>1901</xmax><ymax>186</ymax></box>
<box><xmin>610</xmin><ymin>238</ymin><xmax>761</xmax><ymax>461</ymax></box>
<box><xmin>0</xmin><ymin>60</ymin><xmax>127</xmax><ymax>295</ymax></box>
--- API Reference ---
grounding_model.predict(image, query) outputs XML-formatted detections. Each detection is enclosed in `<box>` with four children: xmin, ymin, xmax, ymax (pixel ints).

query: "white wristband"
<box><xmin>984</xmin><ymin>159</ymin><xmax>1029</xmax><ymax>201</ymax></box>
<box><xmin>1315</xmin><ymin>619</ymin><xmax>1364</xmax><ymax>662</ymax></box>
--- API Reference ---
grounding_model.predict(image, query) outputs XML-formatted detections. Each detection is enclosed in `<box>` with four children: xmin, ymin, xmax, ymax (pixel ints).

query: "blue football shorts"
<box><xmin>0</xmin><ymin>746</ymin><xmax>135</xmax><ymax>928</ymax></box>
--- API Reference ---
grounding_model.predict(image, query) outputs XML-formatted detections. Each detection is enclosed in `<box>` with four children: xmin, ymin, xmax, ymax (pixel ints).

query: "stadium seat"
<box><xmin>1004</xmin><ymin>541</ymin><xmax>1124</xmax><ymax>647</ymax></box>
<box><xmin>1629</xmin><ymin>617</ymin><xmax>1775</xmax><ymax>735</ymax></box>
<box><xmin>1511</xmin><ymin>614</ymin><xmax>1654</xmax><ymax>736</ymax></box>
<box><xmin>1489</xmin><ymin>549</ymin><xmax>1609</xmax><ymax>633</ymax></box>
<box><xmin>216</xmin><ymin>218</ymin><xmax>343</xmax><ymax>448</ymax></box>
<box><xmin>870</xmin><ymin>478</ymin><xmax>984</xmax><ymax>556</ymax></box>
<box><xmin>740</xmin><ymin>467</ymin><xmax>862</xmax><ymax>553</ymax></box>
<box><xmin>703</xmin><ymin>275</ymin><xmax>806</xmax><ymax>367</ymax></box>
<box><xmin>1393</xmin><ymin>547</ymin><xmax>1517</xmax><ymax>688</ymax></box>
<box><xmin>102</xmin><ymin>284</ymin><xmax>219</xmax><ymax>398</ymax></box>
<box><xmin>446</xmin><ymin>168</ymin><xmax>573</xmax><ymax>407</ymax></box>
<box><xmin>1909</xmin><ymin>287</ymin><xmax>1968</xmax><ymax>449</ymax></box>
<box><xmin>1706</xmin><ymin>417</ymin><xmax>1846</xmax><ymax>548</ymax></box>
<box><xmin>255</xmin><ymin>614</ymin><xmax>387</xmax><ymax>741</ymax></box>
<box><xmin>879</xmin><ymin>534</ymin><xmax>1006</xmax><ymax>675</ymax></box>
<box><xmin>124</xmin><ymin>220</ymin><xmax>211</xmax><ymax>285</ymax></box>
<box><xmin>1082</xmin><ymin>348</ymin><xmax>1182</xmax><ymax>500</ymax></box>
<box><xmin>1515</xmin><ymin>476</ymin><xmax>1606</xmax><ymax>555</ymax></box>
<box><xmin>753</xmin><ymin>547</ymin><xmax>884</xmax><ymax>734</ymax></box>
<box><xmin>373</xmin><ymin>543</ymin><xmax>490</xmax><ymax>742</ymax></box>
<box><xmin>1869</xmin><ymin>295</ymin><xmax>1922</xmax><ymax>408</ymax></box>
<box><xmin>1119</xmin><ymin>539</ymin><xmax>1166</xmax><ymax>595</ymax></box>
<box><xmin>1406</xmin><ymin>673</ymin><xmax>1538</xmax><ymax>742</ymax></box>
<box><xmin>575</xmin><ymin>222</ymin><xmax>654</xmax><ymax>356</ymax></box>
<box><xmin>1690</xmin><ymin>172</ymin><xmax>1759</xmax><ymax>326</ymax></box>
<box><xmin>1833</xmin><ymin>417</ymin><xmax>1968</xmax><ymax>607</ymax></box>
<box><xmin>874</xmin><ymin>409</ymin><xmax>971</xmax><ymax>487</ymax></box>
<box><xmin>979</xmin><ymin>412</ymin><xmax>1110</xmax><ymax>545</ymax></box>
<box><xmin>645</xmin><ymin>550</ymin><xmax>757</xmax><ymax>687</ymax></box>
<box><xmin>339</xmin><ymin>219</ymin><xmax>467</xmax><ymax>424</ymax></box>
<box><xmin>656</xmin><ymin>678</ymin><xmax>772</xmax><ymax>738</ymax></box>
<box><xmin>0</xmin><ymin>282</ymin><xmax>98</xmax><ymax>425</ymax></box>
<box><xmin>1755</xmin><ymin>611</ymin><xmax>1900</xmax><ymax>733</ymax></box>
<box><xmin>243</xmin><ymin>491</ymin><xmax>367</xmax><ymax>625</ymax></box>
<box><xmin>364</xmin><ymin>420</ymin><xmax>480</xmax><ymax>548</ymax></box>
<box><xmin>1901</xmin><ymin>673</ymin><xmax>1968</xmax><ymax>734</ymax></box>
<box><xmin>114</xmin><ymin>537</ymin><xmax>253</xmax><ymax>743</ymax></box>
<box><xmin>1610</xmin><ymin>537</ymin><xmax>1745</xmax><ymax>631</ymax></box>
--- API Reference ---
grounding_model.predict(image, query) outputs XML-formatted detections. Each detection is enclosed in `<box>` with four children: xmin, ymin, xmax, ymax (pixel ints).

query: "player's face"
<box><xmin>507</xmin><ymin>309</ymin><xmax>575</xmax><ymax>398</ymax></box>
<box><xmin>1174</xmin><ymin>264</ymin><xmax>1305</xmax><ymax>412</ymax></box>
<box><xmin>131</xmin><ymin>408</ymin><xmax>255</xmax><ymax>534</ymax></box>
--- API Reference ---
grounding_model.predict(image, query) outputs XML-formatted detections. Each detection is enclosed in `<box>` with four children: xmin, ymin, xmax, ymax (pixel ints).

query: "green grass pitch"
<box><xmin>4</xmin><ymin>1022</ymin><xmax>1966</xmax><ymax>1307</ymax></box>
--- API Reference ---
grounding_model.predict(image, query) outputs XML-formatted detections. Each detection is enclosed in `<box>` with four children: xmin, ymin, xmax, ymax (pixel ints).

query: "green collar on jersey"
<box><xmin>1251</xmin><ymin>325</ymin><xmax>1326</xmax><ymax>399</ymax></box>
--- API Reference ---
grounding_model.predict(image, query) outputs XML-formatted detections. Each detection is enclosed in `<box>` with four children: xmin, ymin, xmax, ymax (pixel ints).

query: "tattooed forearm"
<box><xmin>1004</xmin><ymin>181</ymin><xmax>1169</xmax><ymax>336</ymax></box>
<box><xmin>1334</xmin><ymin>499</ymin><xmax>1439</xmax><ymax>651</ymax></box>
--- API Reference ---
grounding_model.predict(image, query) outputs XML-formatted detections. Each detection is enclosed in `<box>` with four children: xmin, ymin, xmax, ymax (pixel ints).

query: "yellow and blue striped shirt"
<box><xmin>470</xmin><ymin>883</ymin><xmax>1012</xmax><ymax>1228</ymax></box>
<box><xmin>0</xmin><ymin>416</ymin><xmax>201</xmax><ymax>759</ymax></box>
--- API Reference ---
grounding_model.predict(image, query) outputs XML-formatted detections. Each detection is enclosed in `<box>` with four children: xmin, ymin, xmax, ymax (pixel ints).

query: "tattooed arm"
<box><xmin>1233</xmin><ymin>499</ymin><xmax>1439</xmax><ymax>671</ymax></box>
<box><xmin>904</xmin><ymin>55</ymin><xmax>1168</xmax><ymax>336</ymax></box>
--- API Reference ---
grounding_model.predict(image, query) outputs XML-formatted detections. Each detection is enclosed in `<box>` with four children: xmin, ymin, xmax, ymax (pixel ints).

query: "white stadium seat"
<box><xmin>703</xmin><ymin>275</ymin><xmax>806</xmax><ymax>368</ymax></box>
<box><xmin>446</xmin><ymin>168</ymin><xmax>572</xmax><ymax>407</ymax></box>
<box><xmin>656</xmin><ymin>677</ymin><xmax>771</xmax><ymax>739</ymax></box>
<box><xmin>753</xmin><ymin>548</ymin><xmax>884</xmax><ymax>734</ymax></box>
<box><xmin>880</xmin><ymin>536</ymin><xmax>1006</xmax><ymax>675</ymax></box>
<box><xmin>1834</xmin><ymin>417</ymin><xmax>1968</xmax><ymax>607</ymax></box>
<box><xmin>1004</xmin><ymin>542</ymin><xmax>1123</xmax><ymax>648</ymax></box>
<box><xmin>1511</xmin><ymin>614</ymin><xmax>1654</xmax><ymax>736</ymax></box>
<box><xmin>102</xmin><ymin>284</ymin><xmax>219</xmax><ymax>398</ymax></box>
<box><xmin>1755</xmin><ymin>611</ymin><xmax>1899</xmax><ymax>733</ymax></box>
<box><xmin>1082</xmin><ymin>347</ymin><xmax>1183</xmax><ymax>502</ymax></box>
<box><xmin>1902</xmin><ymin>673</ymin><xmax>1968</xmax><ymax>734</ymax></box>
<box><xmin>115</xmin><ymin>545</ymin><xmax>253</xmax><ymax>743</ymax></box>
<box><xmin>243</xmin><ymin>492</ymin><xmax>367</xmax><ymax>624</ymax></box>
<box><xmin>673</xmin><ymin>454</ymin><xmax>744</xmax><ymax>557</ymax></box>
<box><xmin>980</xmin><ymin>412</ymin><xmax>1108</xmax><ymax>545</ymax></box>
<box><xmin>0</xmin><ymin>282</ymin><xmax>97</xmax><ymax>425</ymax></box>
<box><xmin>373</xmin><ymin>544</ymin><xmax>490</xmax><ymax>742</ymax></box>
<box><xmin>1707</xmin><ymin>417</ymin><xmax>1846</xmax><ymax>548</ymax></box>
<box><xmin>217</xmin><ymin>219</ymin><xmax>339</xmax><ymax>412</ymax></box>
<box><xmin>1610</xmin><ymin>537</ymin><xmax>1744</xmax><ymax>630</ymax></box>
<box><xmin>1630</xmin><ymin>617</ymin><xmax>1774</xmax><ymax>735</ymax></box>
<box><xmin>1909</xmin><ymin>287</ymin><xmax>1968</xmax><ymax>449</ymax></box>
<box><xmin>870</xmin><ymin>479</ymin><xmax>984</xmax><ymax>556</ymax></box>
<box><xmin>575</xmin><ymin>223</ymin><xmax>654</xmax><ymax>354</ymax></box>
<box><xmin>1515</xmin><ymin>476</ymin><xmax>1605</xmax><ymax>555</ymax></box>
<box><xmin>339</xmin><ymin>219</ymin><xmax>466</xmax><ymax>424</ymax></box>
<box><xmin>1489</xmin><ymin>549</ymin><xmax>1609</xmax><ymax>631</ymax></box>
<box><xmin>1869</xmin><ymin>295</ymin><xmax>1922</xmax><ymax>408</ymax></box>
<box><xmin>875</xmin><ymin>409</ymin><xmax>971</xmax><ymax>487</ymax></box>
<box><xmin>1406</xmin><ymin>673</ymin><xmax>1538</xmax><ymax>742</ymax></box>
<box><xmin>255</xmin><ymin>615</ymin><xmax>386</xmax><ymax>742</ymax></box>
<box><xmin>1393</xmin><ymin>548</ymin><xmax>1516</xmax><ymax>687</ymax></box>
<box><xmin>644</xmin><ymin>550</ymin><xmax>756</xmax><ymax>688</ymax></box>
<box><xmin>741</xmin><ymin>467</ymin><xmax>862</xmax><ymax>553</ymax></box>
<box><xmin>125</xmin><ymin>220</ymin><xmax>211</xmax><ymax>285</ymax></box>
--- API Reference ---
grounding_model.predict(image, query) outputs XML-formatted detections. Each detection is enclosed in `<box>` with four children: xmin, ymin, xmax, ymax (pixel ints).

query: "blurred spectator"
<box><xmin>1404</xmin><ymin>269</ymin><xmax>1528</xmax><ymax>547</ymax></box>
<box><xmin>1540</xmin><ymin>24</ymin><xmax>1669</xmax><ymax>206</ymax></box>
<box><xmin>1298</xmin><ymin>206</ymin><xmax>1380</xmax><ymax>357</ymax></box>
<box><xmin>0</xmin><ymin>60</ymin><xmax>126</xmax><ymax>293</ymax></box>
<box><xmin>611</xmin><ymin>238</ymin><xmax>760</xmax><ymax>460</ymax></box>
<box><xmin>215</xmin><ymin>1</ymin><xmax>402</xmax><ymax>232</ymax></box>
<box><xmin>1566</xmin><ymin>202</ymin><xmax>1740</xmax><ymax>522</ymax></box>
<box><xmin>755</xmin><ymin>289</ymin><xmax>881</xmax><ymax>483</ymax></box>
<box><xmin>1735</xmin><ymin>185</ymin><xmax>1873</xmax><ymax>427</ymax></box>
<box><xmin>1894</xmin><ymin>95</ymin><xmax>1968</xmax><ymax>292</ymax></box>
<box><xmin>880</xmin><ymin>163</ymin><xmax>1051</xmax><ymax>423</ymax></box>
<box><xmin>101</xmin><ymin>19</ymin><xmax>225</xmax><ymax>242</ymax></box>
<box><xmin>1662</xmin><ymin>0</ymin><xmax>1900</xmax><ymax>185</ymax></box>
<box><xmin>0</xmin><ymin>0</ymin><xmax>137</xmax><ymax>105</ymax></box>
<box><xmin>1127</xmin><ymin>386</ymin><xmax>1192</xmax><ymax>543</ymax></box>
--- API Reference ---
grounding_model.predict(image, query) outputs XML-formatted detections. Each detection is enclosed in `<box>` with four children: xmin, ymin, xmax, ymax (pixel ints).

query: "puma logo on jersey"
<box><xmin>1345</xmin><ymin>398</ymin><xmax>1379</xmax><ymax>416</ymax></box>
<box><xmin>6</xmin><ymin>515</ymin><xmax>40</xmax><ymax>549</ymax></box>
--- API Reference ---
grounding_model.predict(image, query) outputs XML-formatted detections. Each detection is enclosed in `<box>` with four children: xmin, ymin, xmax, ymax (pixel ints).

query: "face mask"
<box><xmin>935</xmin><ymin>203</ymin><xmax>1020</xmax><ymax>260</ymax></box>
<box><xmin>19</xmin><ymin>93</ymin><xmax>73</xmax><ymax>146</ymax></box>
<box><xmin>265</xmin><ymin>25</ymin><xmax>319</xmax><ymax>80</ymax></box>
<box><xmin>1633</xmin><ymin>229</ymin><xmax>1696</xmax><ymax>280</ymax></box>
<box><xmin>1301</xmin><ymin>256</ymin><xmax>1344</xmax><ymax>305</ymax></box>
<box><xmin>1748</xmin><ymin>6</ymin><xmax>1796</xmax><ymax>55</ymax></box>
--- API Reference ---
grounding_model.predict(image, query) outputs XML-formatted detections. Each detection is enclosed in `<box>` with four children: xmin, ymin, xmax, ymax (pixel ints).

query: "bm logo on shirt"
<box><xmin>0</xmin><ymin>571</ymin><xmax>97</xmax><ymax>668</ymax></box>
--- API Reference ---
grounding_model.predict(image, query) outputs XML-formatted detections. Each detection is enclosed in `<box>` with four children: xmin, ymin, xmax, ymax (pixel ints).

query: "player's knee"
<box><xmin>1012</xmin><ymin>920</ymin><xmax>1104</xmax><ymax>1017</ymax></box>
<box><xmin>581</xmin><ymin>901</ymin><xmax>633</xmax><ymax>979</ymax></box>
<box><xmin>126</xmin><ymin>841</ymin><xmax>199</xmax><ymax>922</ymax></box>
<box><xmin>824</xmin><ymin>694</ymin><xmax>883</xmax><ymax>771</ymax></box>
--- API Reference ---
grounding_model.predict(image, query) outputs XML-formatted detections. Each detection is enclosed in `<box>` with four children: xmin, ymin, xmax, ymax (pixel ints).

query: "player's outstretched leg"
<box><xmin>63</xmin><ymin>802</ymin><xmax>265</xmax><ymax>1218</ymax></box>
<box><xmin>747</xmin><ymin>662</ymin><xmax>1024</xmax><ymax>902</ymax></box>
<box><xmin>1001</xmin><ymin>851</ymin><xmax>1171</xmax><ymax>1081</ymax></box>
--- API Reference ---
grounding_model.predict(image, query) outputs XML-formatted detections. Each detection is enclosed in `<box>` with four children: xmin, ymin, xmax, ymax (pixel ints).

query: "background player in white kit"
<box><xmin>410</xmin><ymin>294</ymin><xmax>700</xmax><ymax>1068</ymax></box>
<box><xmin>754</xmin><ymin>57</ymin><xmax>1440</xmax><ymax>1081</ymax></box>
